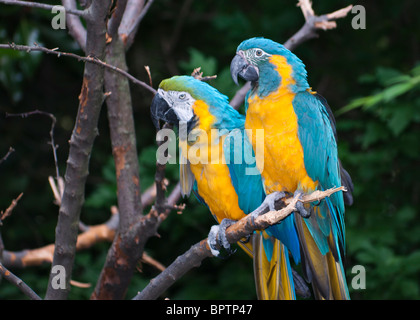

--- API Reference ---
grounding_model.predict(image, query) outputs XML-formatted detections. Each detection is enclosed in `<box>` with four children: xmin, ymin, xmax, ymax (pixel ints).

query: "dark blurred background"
<box><xmin>0</xmin><ymin>0</ymin><xmax>419</xmax><ymax>299</ymax></box>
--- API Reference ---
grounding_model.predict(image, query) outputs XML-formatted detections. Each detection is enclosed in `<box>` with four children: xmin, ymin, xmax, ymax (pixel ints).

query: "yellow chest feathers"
<box><xmin>245</xmin><ymin>55</ymin><xmax>317</xmax><ymax>194</ymax></box>
<box><xmin>182</xmin><ymin>100</ymin><xmax>246</xmax><ymax>222</ymax></box>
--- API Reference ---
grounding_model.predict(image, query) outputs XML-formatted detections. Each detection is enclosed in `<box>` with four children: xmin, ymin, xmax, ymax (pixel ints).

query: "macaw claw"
<box><xmin>207</xmin><ymin>219</ymin><xmax>237</xmax><ymax>257</ymax></box>
<box><xmin>294</xmin><ymin>190</ymin><xmax>311</xmax><ymax>218</ymax></box>
<box><xmin>250</xmin><ymin>191</ymin><xmax>286</xmax><ymax>220</ymax></box>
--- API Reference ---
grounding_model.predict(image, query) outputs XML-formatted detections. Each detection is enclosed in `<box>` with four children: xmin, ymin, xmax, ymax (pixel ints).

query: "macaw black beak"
<box><xmin>230</xmin><ymin>53</ymin><xmax>259</xmax><ymax>85</ymax></box>
<box><xmin>150</xmin><ymin>93</ymin><xmax>178</xmax><ymax>129</ymax></box>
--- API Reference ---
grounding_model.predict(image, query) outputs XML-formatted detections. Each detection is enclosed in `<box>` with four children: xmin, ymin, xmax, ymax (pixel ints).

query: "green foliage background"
<box><xmin>0</xmin><ymin>0</ymin><xmax>419</xmax><ymax>299</ymax></box>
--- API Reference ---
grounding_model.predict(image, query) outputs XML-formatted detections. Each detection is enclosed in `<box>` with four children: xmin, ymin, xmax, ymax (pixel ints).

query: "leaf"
<box><xmin>361</xmin><ymin>121</ymin><xmax>388</xmax><ymax>148</ymax></box>
<box><xmin>375</xmin><ymin>67</ymin><xmax>402</xmax><ymax>86</ymax></box>
<box><xmin>387</xmin><ymin>103</ymin><xmax>413</xmax><ymax>136</ymax></box>
<box><xmin>382</xmin><ymin>81</ymin><xmax>414</xmax><ymax>102</ymax></box>
<box><xmin>179</xmin><ymin>48</ymin><xmax>217</xmax><ymax>76</ymax></box>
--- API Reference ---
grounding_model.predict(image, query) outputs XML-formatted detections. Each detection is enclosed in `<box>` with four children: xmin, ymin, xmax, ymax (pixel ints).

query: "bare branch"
<box><xmin>284</xmin><ymin>1</ymin><xmax>353</xmax><ymax>51</ymax></box>
<box><xmin>44</xmin><ymin>1</ymin><xmax>113</xmax><ymax>300</ymax></box>
<box><xmin>48</xmin><ymin>176</ymin><xmax>65</xmax><ymax>206</ymax></box>
<box><xmin>122</xmin><ymin>0</ymin><xmax>156</xmax><ymax>49</ymax></box>
<box><xmin>119</xmin><ymin>0</ymin><xmax>145</xmax><ymax>46</ymax></box>
<box><xmin>92</xmin><ymin>32</ymin><xmax>145</xmax><ymax>299</ymax></box>
<box><xmin>0</xmin><ymin>0</ymin><xmax>85</xmax><ymax>16</ymax></box>
<box><xmin>0</xmin><ymin>263</ymin><xmax>41</xmax><ymax>300</ymax></box>
<box><xmin>62</xmin><ymin>0</ymin><xmax>87</xmax><ymax>51</ymax></box>
<box><xmin>191</xmin><ymin>67</ymin><xmax>217</xmax><ymax>82</ymax></box>
<box><xmin>0</xmin><ymin>147</ymin><xmax>15</xmax><ymax>165</ymax></box>
<box><xmin>6</xmin><ymin>110</ymin><xmax>60</xmax><ymax>183</ymax></box>
<box><xmin>107</xmin><ymin>0</ymin><xmax>128</xmax><ymax>39</ymax></box>
<box><xmin>0</xmin><ymin>43</ymin><xmax>156</xmax><ymax>95</ymax></box>
<box><xmin>0</xmin><ymin>193</ymin><xmax>23</xmax><ymax>224</ymax></box>
<box><xmin>140</xmin><ymin>252</ymin><xmax>165</xmax><ymax>272</ymax></box>
<box><xmin>133</xmin><ymin>187</ymin><xmax>346</xmax><ymax>300</ymax></box>
<box><xmin>1</xmin><ymin>211</ymin><xmax>118</xmax><ymax>269</ymax></box>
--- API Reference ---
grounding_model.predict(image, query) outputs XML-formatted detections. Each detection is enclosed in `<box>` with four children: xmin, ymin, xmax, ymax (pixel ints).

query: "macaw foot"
<box><xmin>239</xmin><ymin>234</ymin><xmax>251</xmax><ymax>244</ymax></box>
<box><xmin>251</xmin><ymin>191</ymin><xmax>286</xmax><ymax>220</ymax></box>
<box><xmin>207</xmin><ymin>219</ymin><xmax>237</xmax><ymax>257</ymax></box>
<box><xmin>294</xmin><ymin>190</ymin><xmax>311</xmax><ymax>218</ymax></box>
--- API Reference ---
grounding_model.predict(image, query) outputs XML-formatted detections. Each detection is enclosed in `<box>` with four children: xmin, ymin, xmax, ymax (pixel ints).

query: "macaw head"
<box><xmin>230</xmin><ymin>37</ymin><xmax>309</xmax><ymax>95</ymax></box>
<box><xmin>151</xmin><ymin>75</ymin><xmax>243</xmax><ymax>131</ymax></box>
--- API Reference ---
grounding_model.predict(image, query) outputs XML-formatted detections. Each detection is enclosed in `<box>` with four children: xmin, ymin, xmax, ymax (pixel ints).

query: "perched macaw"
<box><xmin>230</xmin><ymin>37</ymin><xmax>353</xmax><ymax>300</ymax></box>
<box><xmin>150</xmin><ymin>75</ymin><xmax>303</xmax><ymax>299</ymax></box>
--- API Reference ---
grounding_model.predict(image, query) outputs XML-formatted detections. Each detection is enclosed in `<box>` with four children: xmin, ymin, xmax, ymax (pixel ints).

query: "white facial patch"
<box><xmin>158</xmin><ymin>88</ymin><xmax>195</xmax><ymax>122</ymax></box>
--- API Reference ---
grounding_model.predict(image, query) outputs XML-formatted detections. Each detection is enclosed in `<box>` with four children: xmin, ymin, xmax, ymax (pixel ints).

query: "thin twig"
<box><xmin>0</xmin><ymin>147</ymin><xmax>15</xmax><ymax>165</ymax></box>
<box><xmin>0</xmin><ymin>43</ymin><xmax>156</xmax><ymax>95</ymax></box>
<box><xmin>6</xmin><ymin>110</ymin><xmax>60</xmax><ymax>182</ymax></box>
<box><xmin>0</xmin><ymin>193</ymin><xmax>23</xmax><ymax>224</ymax></box>
<box><xmin>0</xmin><ymin>0</ymin><xmax>85</xmax><ymax>16</ymax></box>
<box><xmin>191</xmin><ymin>67</ymin><xmax>217</xmax><ymax>82</ymax></box>
<box><xmin>0</xmin><ymin>263</ymin><xmax>41</xmax><ymax>300</ymax></box>
<box><xmin>144</xmin><ymin>66</ymin><xmax>153</xmax><ymax>87</ymax></box>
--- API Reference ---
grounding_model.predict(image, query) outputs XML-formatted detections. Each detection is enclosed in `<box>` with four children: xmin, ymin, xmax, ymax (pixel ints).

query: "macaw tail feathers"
<box><xmin>295</xmin><ymin>212</ymin><xmax>350</xmax><ymax>300</ymax></box>
<box><xmin>252</xmin><ymin>232</ymin><xmax>296</xmax><ymax>300</ymax></box>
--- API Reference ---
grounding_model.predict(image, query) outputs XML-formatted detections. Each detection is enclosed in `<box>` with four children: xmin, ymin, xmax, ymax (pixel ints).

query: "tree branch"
<box><xmin>229</xmin><ymin>0</ymin><xmax>353</xmax><ymax>110</ymax></box>
<box><xmin>107</xmin><ymin>0</ymin><xmax>128</xmax><ymax>39</ymax></box>
<box><xmin>133</xmin><ymin>187</ymin><xmax>346</xmax><ymax>300</ymax></box>
<box><xmin>62</xmin><ymin>0</ymin><xmax>87</xmax><ymax>51</ymax></box>
<box><xmin>0</xmin><ymin>43</ymin><xmax>156</xmax><ymax>95</ymax></box>
<box><xmin>121</xmin><ymin>0</ymin><xmax>156</xmax><ymax>49</ymax></box>
<box><xmin>1</xmin><ymin>210</ymin><xmax>117</xmax><ymax>268</ymax></box>
<box><xmin>0</xmin><ymin>147</ymin><xmax>15</xmax><ymax>165</ymax></box>
<box><xmin>118</xmin><ymin>0</ymin><xmax>145</xmax><ymax>47</ymax></box>
<box><xmin>91</xmin><ymin>28</ymin><xmax>145</xmax><ymax>300</ymax></box>
<box><xmin>0</xmin><ymin>193</ymin><xmax>23</xmax><ymax>225</ymax></box>
<box><xmin>92</xmin><ymin>180</ymin><xmax>182</xmax><ymax>299</ymax></box>
<box><xmin>284</xmin><ymin>0</ymin><xmax>353</xmax><ymax>51</ymax></box>
<box><xmin>0</xmin><ymin>263</ymin><xmax>42</xmax><ymax>300</ymax></box>
<box><xmin>1</xmin><ymin>180</ymin><xmax>163</xmax><ymax>271</ymax></box>
<box><xmin>0</xmin><ymin>0</ymin><xmax>85</xmax><ymax>16</ymax></box>
<box><xmin>44</xmin><ymin>1</ymin><xmax>113</xmax><ymax>300</ymax></box>
<box><xmin>6</xmin><ymin>110</ymin><xmax>60</xmax><ymax>184</ymax></box>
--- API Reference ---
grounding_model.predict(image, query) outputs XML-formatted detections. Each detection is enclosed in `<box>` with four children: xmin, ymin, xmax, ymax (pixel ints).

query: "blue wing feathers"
<box><xmin>292</xmin><ymin>91</ymin><xmax>346</xmax><ymax>250</ymax></box>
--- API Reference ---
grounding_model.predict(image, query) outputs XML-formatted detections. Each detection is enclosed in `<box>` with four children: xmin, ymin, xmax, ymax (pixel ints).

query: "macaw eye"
<box><xmin>178</xmin><ymin>93</ymin><xmax>186</xmax><ymax>100</ymax></box>
<box><xmin>255</xmin><ymin>49</ymin><xmax>263</xmax><ymax>57</ymax></box>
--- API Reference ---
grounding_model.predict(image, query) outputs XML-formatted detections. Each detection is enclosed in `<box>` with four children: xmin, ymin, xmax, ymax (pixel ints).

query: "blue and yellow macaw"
<box><xmin>150</xmin><ymin>75</ymin><xmax>303</xmax><ymax>299</ymax></box>
<box><xmin>230</xmin><ymin>37</ymin><xmax>353</xmax><ymax>300</ymax></box>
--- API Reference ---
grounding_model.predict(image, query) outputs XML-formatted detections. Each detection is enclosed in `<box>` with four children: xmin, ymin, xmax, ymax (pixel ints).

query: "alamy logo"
<box><xmin>51</xmin><ymin>5</ymin><xmax>66</xmax><ymax>30</ymax></box>
<box><xmin>351</xmin><ymin>265</ymin><xmax>366</xmax><ymax>290</ymax></box>
<box><xmin>351</xmin><ymin>5</ymin><xmax>366</xmax><ymax>30</ymax></box>
<box><xmin>51</xmin><ymin>264</ymin><xmax>66</xmax><ymax>289</ymax></box>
